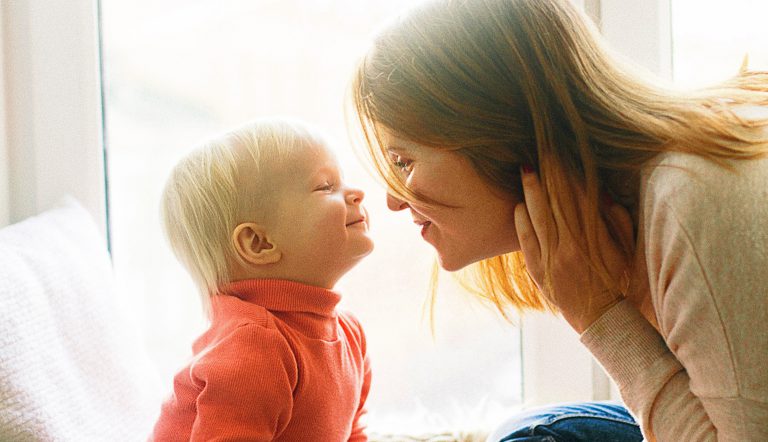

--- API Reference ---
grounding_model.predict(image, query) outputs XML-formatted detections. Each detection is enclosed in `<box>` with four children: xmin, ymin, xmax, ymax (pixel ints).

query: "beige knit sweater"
<box><xmin>581</xmin><ymin>151</ymin><xmax>768</xmax><ymax>441</ymax></box>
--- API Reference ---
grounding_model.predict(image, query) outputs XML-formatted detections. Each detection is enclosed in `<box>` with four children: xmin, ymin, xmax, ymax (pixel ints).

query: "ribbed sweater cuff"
<box><xmin>580</xmin><ymin>299</ymin><xmax>670</xmax><ymax>388</ymax></box>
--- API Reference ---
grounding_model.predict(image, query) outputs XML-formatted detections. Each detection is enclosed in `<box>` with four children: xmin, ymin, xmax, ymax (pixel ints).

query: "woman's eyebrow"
<box><xmin>386</xmin><ymin>146</ymin><xmax>410</xmax><ymax>155</ymax></box>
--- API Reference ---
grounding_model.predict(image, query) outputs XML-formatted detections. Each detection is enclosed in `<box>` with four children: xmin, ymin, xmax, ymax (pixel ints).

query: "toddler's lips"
<box><xmin>346</xmin><ymin>218</ymin><xmax>366</xmax><ymax>227</ymax></box>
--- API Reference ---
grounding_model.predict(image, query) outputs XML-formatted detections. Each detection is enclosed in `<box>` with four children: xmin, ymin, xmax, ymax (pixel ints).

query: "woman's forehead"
<box><xmin>380</xmin><ymin>131</ymin><xmax>425</xmax><ymax>154</ymax></box>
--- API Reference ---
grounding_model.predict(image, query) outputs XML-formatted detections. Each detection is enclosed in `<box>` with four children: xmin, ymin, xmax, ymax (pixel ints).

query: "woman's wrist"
<box><xmin>564</xmin><ymin>297</ymin><xmax>622</xmax><ymax>334</ymax></box>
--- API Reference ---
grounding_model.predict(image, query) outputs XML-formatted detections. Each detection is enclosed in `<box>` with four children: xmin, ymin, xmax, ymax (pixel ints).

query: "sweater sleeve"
<box><xmin>189</xmin><ymin>324</ymin><xmax>298</xmax><ymax>441</ymax></box>
<box><xmin>582</xmin><ymin>154</ymin><xmax>768</xmax><ymax>441</ymax></box>
<box><xmin>349</xmin><ymin>355</ymin><xmax>372</xmax><ymax>442</ymax></box>
<box><xmin>346</xmin><ymin>313</ymin><xmax>372</xmax><ymax>442</ymax></box>
<box><xmin>582</xmin><ymin>300</ymin><xmax>714</xmax><ymax>441</ymax></box>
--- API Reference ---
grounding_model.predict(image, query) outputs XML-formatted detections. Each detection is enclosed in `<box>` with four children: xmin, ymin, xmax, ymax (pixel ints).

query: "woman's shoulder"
<box><xmin>638</xmin><ymin>149</ymin><xmax>768</xmax><ymax>257</ymax></box>
<box><xmin>641</xmin><ymin>150</ymin><xmax>768</xmax><ymax>211</ymax></box>
<box><xmin>642</xmin><ymin>104</ymin><xmax>768</xmax><ymax>195</ymax></box>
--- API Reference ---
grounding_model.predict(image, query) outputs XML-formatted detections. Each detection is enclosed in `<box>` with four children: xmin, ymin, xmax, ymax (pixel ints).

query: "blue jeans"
<box><xmin>488</xmin><ymin>401</ymin><xmax>643</xmax><ymax>442</ymax></box>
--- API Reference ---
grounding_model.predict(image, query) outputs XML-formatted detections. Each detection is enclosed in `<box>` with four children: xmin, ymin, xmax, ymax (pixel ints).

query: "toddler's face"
<box><xmin>267</xmin><ymin>143</ymin><xmax>374</xmax><ymax>285</ymax></box>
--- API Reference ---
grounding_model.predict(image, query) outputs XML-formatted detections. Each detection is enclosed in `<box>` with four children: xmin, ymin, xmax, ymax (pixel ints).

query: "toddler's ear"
<box><xmin>232</xmin><ymin>223</ymin><xmax>282</xmax><ymax>265</ymax></box>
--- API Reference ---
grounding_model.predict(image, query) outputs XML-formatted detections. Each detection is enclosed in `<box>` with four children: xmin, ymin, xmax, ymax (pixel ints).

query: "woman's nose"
<box><xmin>386</xmin><ymin>192</ymin><xmax>408</xmax><ymax>211</ymax></box>
<box><xmin>346</xmin><ymin>187</ymin><xmax>365</xmax><ymax>205</ymax></box>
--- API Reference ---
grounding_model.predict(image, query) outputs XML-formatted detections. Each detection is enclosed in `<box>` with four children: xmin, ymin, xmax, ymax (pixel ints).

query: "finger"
<box><xmin>560</xmin><ymin>179</ymin><xmax>587</xmax><ymax>239</ymax></box>
<box><xmin>598</xmin><ymin>202</ymin><xmax>634</xmax><ymax>256</ymax></box>
<box><xmin>595</xmin><ymin>202</ymin><xmax>635</xmax><ymax>286</ymax></box>
<box><xmin>607</xmin><ymin>203</ymin><xmax>636</xmax><ymax>294</ymax></box>
<box><xmin>520</xmin><ymin>168</ymin><xmax>557</xmax><ymax>250</ymax></box>
<box><xmin>606</xmin><ymin>203</ymin><xmax>635</xmax><ymax>255</ymax></box>
<box><xmin>514</xmin><ymin>202</ymin><xmax>542</xmax><ymax>275</ymax></box>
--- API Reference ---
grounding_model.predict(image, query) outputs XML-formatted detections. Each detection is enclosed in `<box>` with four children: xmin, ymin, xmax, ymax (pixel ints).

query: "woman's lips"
<box><xmin>420</xmin><ymin>221</ymin><xmax>432</xmax><ymax>237</ymax></box>
<box><xmin>413</xmin><ymin>217</ymin><xmax>432</xmax><ymax>237</ymax></box>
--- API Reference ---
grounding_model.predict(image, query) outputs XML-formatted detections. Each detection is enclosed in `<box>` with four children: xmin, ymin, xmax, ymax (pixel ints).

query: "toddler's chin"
<box><xmin>360</xmin><ymin>239</ymin><xmax>375</xmax><ymax>257</ymax></box>
<box><xmin>350</xmin><ymin>238</ymin><xmax>375</xmax><ymax>262</ymax></box>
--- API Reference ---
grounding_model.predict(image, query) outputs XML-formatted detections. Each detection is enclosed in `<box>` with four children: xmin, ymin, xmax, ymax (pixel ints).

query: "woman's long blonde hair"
<box><xmin>351</xmin><ymin>0</ymin><xmax>768</xmax><ymax>315</ymax></box>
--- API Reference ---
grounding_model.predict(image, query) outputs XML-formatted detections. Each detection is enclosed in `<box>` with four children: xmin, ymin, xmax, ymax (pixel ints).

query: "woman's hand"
<box><xmin>514</xmin><ymin>168</ymin><xmax>636</xmax><ymax>334</ymax></box>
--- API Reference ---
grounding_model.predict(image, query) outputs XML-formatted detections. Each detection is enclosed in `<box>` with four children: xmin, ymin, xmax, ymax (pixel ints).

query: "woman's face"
<box><xmin>381</xmin><ymin>132</ymin><xmax>521</xmax><ymax>271</ymax></box>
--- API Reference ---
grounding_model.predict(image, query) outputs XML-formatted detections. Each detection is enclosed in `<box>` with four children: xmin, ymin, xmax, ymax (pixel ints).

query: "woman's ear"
<box><xmin>232</xmin><ymin>223</ymin><xmax>282</xmax><ymax>265</ymax></box>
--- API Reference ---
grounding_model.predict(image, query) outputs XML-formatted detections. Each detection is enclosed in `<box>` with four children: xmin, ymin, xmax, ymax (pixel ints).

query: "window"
<box><xmin>671</xmin><ymin>0</ymin><xmax>768</xmax><ymax>87</ymax></box>
<box><xmin>101</xmin><ymin>0</ymin><xmax>522</xmax><ymax>432</ymax></box>
<box><xmin>13</xmin><ymin>1</ymin><xmax>715</xmax><ymax>432</ymax></box>
<box><xmin>19</xmin><ymin>0</ymin><xmax>759</xmax><ymax>434</ymax></box>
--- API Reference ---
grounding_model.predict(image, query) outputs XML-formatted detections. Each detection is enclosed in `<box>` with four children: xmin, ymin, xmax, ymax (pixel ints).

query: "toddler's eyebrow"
<box><xmin>310</xmin><ymin>165</ymin><xmax>341</xmax><ymax>182</ymax></box>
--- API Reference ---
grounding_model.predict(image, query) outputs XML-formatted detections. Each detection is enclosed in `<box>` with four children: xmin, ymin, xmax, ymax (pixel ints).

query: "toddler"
<box><xmin>151</xmin><ymin>118</ymin><xmax>374</xmax><ymax>441</ymax></box>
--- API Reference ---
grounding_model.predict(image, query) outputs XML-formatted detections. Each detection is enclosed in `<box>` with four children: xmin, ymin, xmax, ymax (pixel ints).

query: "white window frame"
<box><xmin>0</xmin><ymin>3</ymin><xmax>9</xmax><ymax>228</ymax></box>
<box><xmin>1</xmin><ymin>0</ymin><xmax>671</xmax><ymax>411</ymax></box>
<box><xmin>0</xmin><ymin>0</ymin><xmax>106</xmax><ymax>233</ymax></box>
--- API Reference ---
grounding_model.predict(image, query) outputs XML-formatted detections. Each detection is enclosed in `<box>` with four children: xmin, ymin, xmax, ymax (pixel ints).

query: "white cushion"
<box><xmin>0</xmin><ymin>197</ymin><xmax>160</xmax><ymax>441</ymax></box>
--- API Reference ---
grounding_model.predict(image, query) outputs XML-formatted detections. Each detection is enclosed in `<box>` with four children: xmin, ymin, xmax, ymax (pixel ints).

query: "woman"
<box><xmin>350</xmin><ymin>0</ymin><xmax>768</xmax><ymax>440</ymax></box>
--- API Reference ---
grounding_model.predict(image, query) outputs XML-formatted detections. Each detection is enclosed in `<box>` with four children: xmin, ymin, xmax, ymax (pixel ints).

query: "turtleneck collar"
<box><xmin>224</xmin><ymin>279</ymin><xmax>341</xmax><ymax>316</ymax></box>
<box><xmin>215</xmin><ymin>279</ymin><xmax>343</xmax><ymax>341</ymax></box>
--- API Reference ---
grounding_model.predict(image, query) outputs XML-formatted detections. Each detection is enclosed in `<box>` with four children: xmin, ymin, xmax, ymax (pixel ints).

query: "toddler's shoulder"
<box><xmin>214</xmin><ymin>294</ymin><xmax>278</xmax><ymax>329</ymax></box>
<box><xmin>189</xmin><ymin>322</ymin><xmax>299</xmax><ymax>396</ymax></box>
<box><xmin>193</xmin><ymin>320</ymin><xmax>297</xmax><ymax>375</ymax></box>
<box><xmin>203</xmin><ymin>296</ymin><xmax>293</xmax><ymax>356</ymax></box>
<box><xmin>338</xmin><ymin>310</ymin><xmax>364</xmax><ymax>329</ymax></box>
<box><xmin>337</xmin><ymin>310</ymin><xmax>368</xmax><ymax>345</ymax></box>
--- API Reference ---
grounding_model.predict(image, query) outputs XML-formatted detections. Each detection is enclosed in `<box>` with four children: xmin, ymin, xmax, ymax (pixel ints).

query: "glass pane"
<box><xmin>672</xmin><ymin>0</ymin><xmax>768</xmax><ymax>87</ymax></box>
<box><xmin>101</xmin><ymin>0</ymin><xmax>522</xmax><ymax>433</ymax></box>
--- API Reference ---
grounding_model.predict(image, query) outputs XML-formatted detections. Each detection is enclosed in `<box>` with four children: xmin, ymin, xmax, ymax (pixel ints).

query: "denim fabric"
<box><xmin>490</xmin><ymin>401</ymin><xmax>643</xmax><ymax>442</ymax></box>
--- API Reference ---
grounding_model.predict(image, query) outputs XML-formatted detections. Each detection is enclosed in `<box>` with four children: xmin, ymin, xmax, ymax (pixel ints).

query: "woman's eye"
<box><xmin>392</xmin><ymin>155</ymin><xmax>413</xmax><ymax>173</ymax></box>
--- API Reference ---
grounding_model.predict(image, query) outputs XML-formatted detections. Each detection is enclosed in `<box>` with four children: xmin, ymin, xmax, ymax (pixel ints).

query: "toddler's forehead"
<box><xmin>283</xmin><ymin>141</ymin><xmax>339</xmax><ymax>174</ymax></box>
<box><xmin>236</xmin><ymin>139</ymin><xmax>336</xmax><ymax>187</ymax></box>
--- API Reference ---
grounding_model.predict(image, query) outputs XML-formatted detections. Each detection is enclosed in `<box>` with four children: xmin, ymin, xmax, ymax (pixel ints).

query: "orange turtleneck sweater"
<box><xmin>150</xmin><ymin>279</ymin><xmax>371</xmax><ymax>441</ymax></box>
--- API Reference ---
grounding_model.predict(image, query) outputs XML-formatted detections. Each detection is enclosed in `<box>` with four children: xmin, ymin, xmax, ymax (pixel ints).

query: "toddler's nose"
<box><xmin>346</xmin><ymin>188</ymin><xmax>365</xmax><ymax>205</ymax></box>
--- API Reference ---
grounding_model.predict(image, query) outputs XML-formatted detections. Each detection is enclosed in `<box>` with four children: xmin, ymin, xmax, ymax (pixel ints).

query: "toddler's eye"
<box><xmin>315</xmin><ymin>182</ymin><xmax>335</xmax><ymax>192</ymax></box>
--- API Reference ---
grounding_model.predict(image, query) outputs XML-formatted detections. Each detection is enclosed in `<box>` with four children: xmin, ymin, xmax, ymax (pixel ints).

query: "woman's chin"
<box><xmin>436</xmin><ymin>248</ymin><xmax>516</xmax><ymax>272</ymax></box>
<box><xmin>436</xmin><ymin>254</ymin><xmax>471</xmax><ymax>272</ymax></box>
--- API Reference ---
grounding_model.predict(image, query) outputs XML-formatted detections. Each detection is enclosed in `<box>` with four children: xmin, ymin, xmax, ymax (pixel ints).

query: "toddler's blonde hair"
<box><xmin>160</xmin><ymin>118</ymin><xmax>326</xmax><ymax>316</ymax></box>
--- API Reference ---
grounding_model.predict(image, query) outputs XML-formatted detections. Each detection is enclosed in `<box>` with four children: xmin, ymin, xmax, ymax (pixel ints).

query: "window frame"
<box><xmin>1</xmin><ymin>0</ymin><xmax>672</xmax><ymax>411</ymax></box>
<box><xmin>0</xmin><ymin>0</ymin><xmax>107</xmax><ymax>234</ymax></box>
